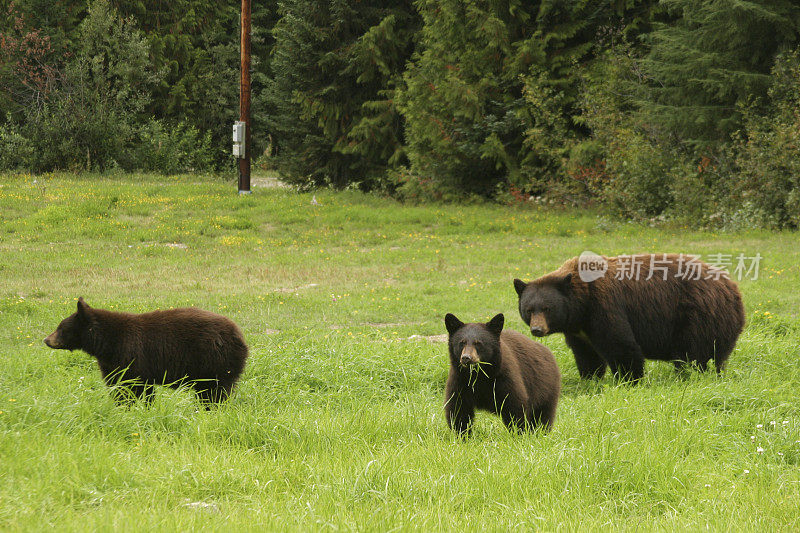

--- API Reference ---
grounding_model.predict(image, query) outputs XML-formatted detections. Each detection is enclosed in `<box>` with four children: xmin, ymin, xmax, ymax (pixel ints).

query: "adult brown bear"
<box><xmin>44</xmin><ymin>298</ymin><xmax>249</xmax><ymax>406</ymax></box>
<box><xmin>513</xmin><ymin>254</ymin><xmax>745</xmax><ymax>381</ymax></box>
<box><xmin>444</xmin><ymin>313</ymin><xmax>561</xmax><ymax>434</ymax></box>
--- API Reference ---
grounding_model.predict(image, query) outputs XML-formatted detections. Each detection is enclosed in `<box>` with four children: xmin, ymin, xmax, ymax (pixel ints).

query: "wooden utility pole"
<box><xmin>238</xmin><ymin>0</ymin><xmax>251</xmax><ymax>193</ymax></box>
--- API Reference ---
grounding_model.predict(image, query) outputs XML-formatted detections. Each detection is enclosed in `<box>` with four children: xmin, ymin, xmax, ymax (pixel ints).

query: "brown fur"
<box><xmin>444</xmin><ymin>313</ymin><xmax>561</xmax><ymax>434</ymax></box>
<box><xmin>44</xmin><ymin>298</ymin><xmax>249</xmax><ymax>406</ymax></box>
<box><xmin>514</xmin><ymin>254</ymin><xmax>746</xmax><ymax>381</ymax></box>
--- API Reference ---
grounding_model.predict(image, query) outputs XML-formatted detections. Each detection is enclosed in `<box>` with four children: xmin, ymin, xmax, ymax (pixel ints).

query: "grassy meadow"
<box><xmin>1</xmin><ymin>172</ymin><xmax>799</xmax><ymax>531</ymax></box>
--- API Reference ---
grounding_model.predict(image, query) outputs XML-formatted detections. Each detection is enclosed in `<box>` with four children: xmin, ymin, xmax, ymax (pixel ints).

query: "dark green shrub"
<box><xmin>133</xmin><ymin>120</ymin><xmax>215</xmax><ymax>174</ymax></box>
<box><xmin>265</xmin><ymin>0</ymin><xmax>417</xmax><ymax>190</ymax></box>
<box><xmin>640</xmin><ymin>0</ymin><xmax>800</xmax><ymax>148</ymax></box>
<box><xmin>0</xmin><ymin>120</ymin><xmax>34</xmax><ymax>170</ymax></box>
<box><xmin>17</xmin><ymin>0</ymin><xmax>159</xmax><ymax>171</ymax></box>
<box><xmin>733</xmin><ymin>49</ymin><xmax>800</xmax><ymax>229</ymax></box>
<box><xmin>397</xmin><ymin>0</ymin><xmax>538</xmax><ymax>198</ymax></box>
<box><xmin>579</xmin><ymin>47</ymin><xmax>676</xmax><ymax>218</ymax></box>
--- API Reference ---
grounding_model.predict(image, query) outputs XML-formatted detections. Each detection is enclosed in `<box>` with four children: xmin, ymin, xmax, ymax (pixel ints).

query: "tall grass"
<box><xmin>0</xmin><ymin>173</ymin><xmax>798</xmax><ymax>530</ymax></box>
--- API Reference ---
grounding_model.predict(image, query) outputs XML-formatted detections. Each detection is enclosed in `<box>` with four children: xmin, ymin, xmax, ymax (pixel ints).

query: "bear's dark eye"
<box><xmin>541</xmin><ymin>306</ymin><xmax>550</xmax><ymax>313</ymax></box>
<box><xmin>474</xmin><ymin>340</ymin><xmax>482</xmax><ymax>347</ymax></box>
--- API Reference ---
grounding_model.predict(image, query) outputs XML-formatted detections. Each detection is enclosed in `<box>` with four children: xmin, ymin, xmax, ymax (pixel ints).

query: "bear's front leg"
<box><xmin>531</xmin><ymin>405</ymin><xmax>556</xmax><ymax>431</ymax></box>
<box><xmin>565</xmin><ymin>334</ymin><xmax>607</xmax><ymax>379</ymax></box>
<box><xmin>444</xmin><ymin>370</ymin><xmax>475</xmax><ymax>436</ymax></box>
<box><xmin>590</xmin><ymin>320</ymin><xmax>645</xmax><ymax>383</ymax></box>
<box><xmin>195</xmin><ymin>381</ymin><xmax>233</xmax><ymax>408</ymax></box>
<box><xmin>101</xmin><ymin>367</ymin><xmax>143</xmax><ymax>405</ymax></box>
<box><xmin>492</xmin><ymin>385</ymin><xmax>531</xmax><ymax>432</ymax></box>
<box><xmin>608</xmin><ymin>358</ymin><xmax>645</xmax><ymax>382</ymax></box>
<box><xmin>133</xmin><ymin>383</ymin><xmax>155</xmax><ymax>405</ymax></box>
<box><xmin>499</xmin><ymin>402</ymin><xmax>529</xmax><ymax>432</ymax></box>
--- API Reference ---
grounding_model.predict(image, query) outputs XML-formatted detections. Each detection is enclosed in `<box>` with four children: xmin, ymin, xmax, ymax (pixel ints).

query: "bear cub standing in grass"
<box><xmin>444</xmin><ymin>313</ymin><xmax>561</xmax><ymax>434</ymax></box>
<box><xmin>514</xmin><ymin>253</ymin><xmax>745</xmax><ymax>381</ymax></box>
<box><xmin>44</xmin><ymin>298</ymin><xmax>249</xmax><ymax>406</ymax></box>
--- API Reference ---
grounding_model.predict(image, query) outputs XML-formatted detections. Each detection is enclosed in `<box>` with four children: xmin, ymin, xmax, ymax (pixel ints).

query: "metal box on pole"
<box><xmin>232</xmin><ymin>121</ymin><xmax>246</xmax><ymax>158</ymax></box>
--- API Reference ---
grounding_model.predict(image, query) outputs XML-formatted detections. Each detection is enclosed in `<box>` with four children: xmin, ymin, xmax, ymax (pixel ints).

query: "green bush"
<box><xmin>391</xmin><ymin>166</ymin><xmax>470</xmax><ymax>203</ymax></box>
<box><xmin>578</xmin><ymin>48</ymin><xmax>676</xmax><ymax>218</ymax></box>
<box><xmin>639</xmin><ymin>0</ymin><xmax>800</xmax><ymax>148</ymax></box>
<box><xmin>15</xmin><ymin>0</ymin><xmax>159</xmax><ymax>172</ymax></box>
<box><xmin>133</xmin><ymin>120</ymin><xmax>215</xmax><ymax>174</ymax></box>
<box><xmin>265</xmin><ymin>0</ymin><xmax>416</xmax><ymax>190</ymax></box>
<box><xmin>732</xmin><ymin>49</ymin><xmax>800</xmax><ymax>229</ymax></box>
<box><xmin>518</xmin><ymin>71</ymin><xmax>574</xmax><ymax>194</ymax></box>
<box><xmin>0</xmin><ymin>120</ymin><xmax>34</xmax><ymax>170</ymax></box>
<box><xmin>398</xmin><ymin>1</ymin><xmax>604</xmax><ymax>199</ymax></box>
<box><xmin>24</xmin><ymin>94</ymin><xmax>137</xmax><ymax>172</ymax></box>
<box><xmin>604</xmin><ymin>133</ymin><xmax>675</xmax><ymax>219</ymax></box>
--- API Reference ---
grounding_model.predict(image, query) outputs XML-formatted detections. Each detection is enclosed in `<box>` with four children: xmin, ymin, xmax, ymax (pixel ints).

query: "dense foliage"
<box><xmin>2</xmin><ymin>0</ymin><xmax>800</xmax><ymax>226</ymax></box>
<box><xmin>265</xmin><ymin>0</ymin><xmax>417</xmax><ymax>189</ymax></box>
<box><xmin>641</xmin><ymin>0</ymin><xmax>800</xmax><ymax>147</ymax></box>
<box><xmin>0</xmin><ymin>0</ymin><xmax>274</xmax><ymax>172</ymax></box>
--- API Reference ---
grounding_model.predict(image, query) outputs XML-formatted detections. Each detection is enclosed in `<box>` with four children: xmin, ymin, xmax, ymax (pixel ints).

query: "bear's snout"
<box><xmin>529</xmin><ymin>314</ymin><xmax>549</xmax><ymax>337</ymax></box>
<box><xmin>43</xmin><ymin>332</ymin><xmax>59</xmax><ymax>348</ymax></box>
<box><xmin>530</xmin><ymin>326</ymin><xmax>545</xmax><ymax>337</ymax></box>
<box><xmin>460</xmin><ymin>345</ymin><xmax>479</xmax><ymax>366</ymax></box>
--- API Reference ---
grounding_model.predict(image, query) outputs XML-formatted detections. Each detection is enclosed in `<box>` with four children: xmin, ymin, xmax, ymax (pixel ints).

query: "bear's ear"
<box><xmin>486</xmin><ymin>313</ymin><xmax>504</xmax><ymax>337</ymax></box>
<box><xmin>77</xmin><ymin>297</ymin><xmax>91</xmax><ymax>316</ymax></box>
<box><xmin>444</xmin><ymin>313</ymin><xmax>464</xmax><ymax>335</ymax></box>
<box><xmin>513</xmin><ymin>278</ymin><xmax>527</xmax><ymax>297</ymax></box>
<box><xmin>557</xmin><ymin>273</ymin><xmax>572</xmax><ymax>292</ymax></box>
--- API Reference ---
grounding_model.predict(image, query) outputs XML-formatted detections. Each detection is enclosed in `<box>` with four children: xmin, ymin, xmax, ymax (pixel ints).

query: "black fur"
<box><xmin>514</xmin><ymin>254</ymin><xmax>746</xmax><ymax>381</ymax></box>
<box><xmin>444</xmin><ymin>313</ymin><xmax>561</xmax><ymax>435</ymax></box>
<box><xmin>44</xmin><ymin>298</ymin><xmax>249</xmax><ymax>406</ymax></box>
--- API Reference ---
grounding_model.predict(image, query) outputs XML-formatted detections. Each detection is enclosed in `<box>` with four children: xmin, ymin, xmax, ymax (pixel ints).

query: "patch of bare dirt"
<box><xmin>406</xmin><ymin>334</ymin><xmax>448</xmax><ymax>343</ymax></box>
<box><xmin>273</xmin><ymin>283</ymin><xmax>319</xmax><ymax>293</ymax></box>
<box><xmin>251</xmin><ymin>176</ymin><xmax>289</xmax><ymax>189</ymax></box>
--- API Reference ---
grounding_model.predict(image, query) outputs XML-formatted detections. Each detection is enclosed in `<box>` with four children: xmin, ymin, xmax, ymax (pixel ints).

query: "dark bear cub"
<box><xmin>444</xmin><ymin>313</ymin><xmax>561</xmax><ymax>435</ymax></box>
<box><xmin>44</xmin><ymin>298</ymin><xmax>249</xmax><ymax>406</ymax></box>
<box><xmin>514</xmin><ymin>253</ymin><xmax>746</xmax><ymax>382</ymax></box>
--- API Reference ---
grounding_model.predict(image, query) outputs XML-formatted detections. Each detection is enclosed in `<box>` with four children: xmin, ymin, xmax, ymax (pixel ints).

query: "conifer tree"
<box><xmin>398</xmin><ymin>0</ymin><xmax>656</xmax><ymax>197</ymax></box>
<box><xmin>116</xmin><ymin>1</ymin><xmax>279</xmax><ymax>164</ymax></box>
<box><xmin>265</xmin><ymin>0</ymin><xmax>417</xmax><ymax>188</ymax></box>
<box><xmin>641</xmin><ymin>0</ymin><xmax>800</xmax><ymax>147</ymax></box>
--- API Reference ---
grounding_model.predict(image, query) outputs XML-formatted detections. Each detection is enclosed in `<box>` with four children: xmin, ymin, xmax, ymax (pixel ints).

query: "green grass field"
<box><xmin>1</xmin><ymin>173</ymin><xmax>799</xmax><ymax>531</ymax></box>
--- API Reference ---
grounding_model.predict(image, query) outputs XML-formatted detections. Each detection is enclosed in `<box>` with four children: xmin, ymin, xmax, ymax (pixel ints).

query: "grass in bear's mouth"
<box><xmin>0</xmin><ymin>172</ymin><xmax>799</xmax><ymax>530</ymax></box>
<box><xmin>466</xmin><ymin>360</ymin><xmax>492</xmax><ymax>388</ymax></box>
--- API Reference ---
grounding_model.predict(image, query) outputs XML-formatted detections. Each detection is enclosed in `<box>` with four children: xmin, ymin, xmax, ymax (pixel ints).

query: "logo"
<box><xmin>578</xmin><ymin>251</ymin><xmax>607</xmax><ymax>282</ymax></box>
